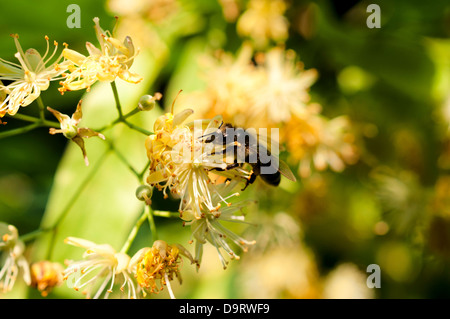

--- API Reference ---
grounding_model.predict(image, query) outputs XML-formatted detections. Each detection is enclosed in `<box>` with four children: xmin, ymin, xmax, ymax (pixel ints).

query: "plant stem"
<box><xmin>108</xmin><ymin>81</ymin><xmax>153</xmax><ymax>136</ymax></box>
<box><xmin>97</xmin><ymin>107</ymin><xmax>141</xmax><ymax>133</ymax></box>
<box><xmin>52</xmin><ymin>149</ymin><xmax>111</xmax><ymax>228</ymax></box>
<box><xmin>109</xmin><ymin>141</ymin><xmax>141</xmax><ymax>180</ymax></box>
<box><xmin>123</xmin><ymin>120</ymin><xmax>153</xmax><ymax>136</ymax></box>
<box><xmin>147</xmin><ymin>205</ymin><xmax>158</xmax><ymax>243</ymax></box>
<box><xmin>0</xmin><ymin>122</ymin><xmax>41</xmax><ymax>139</ymax></box>
<box><xmin>138</xmin><ymin>161</ymin><xmax>151</xmax><ymax>183</ymax></box>
<box><xmin>120</xmin><ymin>207</ymin><xmax>148</xmax><ymax>254</ymax></box>
<box><xmin>110</xmin><ymin>81</ymin><xmax>123</xmax><ymax>118</ymax></box>
<box><xmin>36</xmin><ymin>96</ymin><xmax>46</xmax><ymax>122</ymax></box>
<box><xmin>119</xmin><ymin>204</ymin><xmax>159</xmax><ymax>254</ymax></box>
<box><xmin>1</xmin><ymin>97</ymin><xmax>60</xmax><ymax>139</ymax></box>
<box><xmin>19</xmin><ymin>228</ymin><xmax>51</xmax><ymax>242</ymax></box>
<box><xmin>7</xmin><ymin>113</ymin><xmax>60</xmax><ymax>127</ymax></box>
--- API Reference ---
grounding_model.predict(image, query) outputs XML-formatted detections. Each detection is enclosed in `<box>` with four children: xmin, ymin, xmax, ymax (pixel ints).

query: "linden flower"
<box><xmin>182</xmin><ymin>45</ymin><xmax>317</xmax><ymax>129</ymax></box>
<box><xmin>47</xmin><ymin>100</ymin><xmax>105</xmax><ymax>166</ymax></box>
<box><xmin>182</xmin><ymin>193</ymin><xmax>256</xmax><ymax>269</ymax></box>
<box><xmin>183</xmin><ymin>45</ymin><xmax>262</xmax><ymax>127</ymax></box>
<box><xmin>0</xmin><ymin>34</ymin><xmax>69</xmax><ymax>117</ymax></box>
<box><xmin>130</xmin><ymin>240</ymin><xmax>194</xmax><ymax>298</ymax></box>
<box><xmin>146</xmin><ymin>108</ymin><xmax>250</xmax><ymax>219</ymax></box>
<box><xmin>63</xmin><ymin>237</ymin><xmax>138</xmax><ymax>299</ymax></box>
<box><xmin>30</xmin><ymin>261</ymin><xmax>64</xmax><ymax>297</ymax></box>
<box><xmin>252</xmin><ymin>48</ymin><xmax>318</xmax><ymax>124</ymax></box>
<box><xmin>284</xmin><ymin>113</ymin><xmax>359</xmax><ymax>178</ymax></box>
<box><xmin>59</xmin><ymin>17</ymin><xmax>142</xmax><ymax>93</ymax></box>
<box><xmin>0</xmin><ymin>223</ymin><xmax>31</xmax><ymax>293</ymax></box>
<box><xmin>237</xmin><ymin>0</ymin><xmax>289</xmax><ymax>48</ymax></box>
<box><xmin>145</xmin><ymin>108</ymin><xmax>195</xmax><ymax>171</ymax></box>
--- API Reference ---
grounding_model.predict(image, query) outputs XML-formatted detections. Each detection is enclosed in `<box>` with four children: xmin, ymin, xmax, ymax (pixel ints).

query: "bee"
<box><xmin>203</xmin><ymin>122</ymin><xmax>296</xmax><ymax>189</ymax></box>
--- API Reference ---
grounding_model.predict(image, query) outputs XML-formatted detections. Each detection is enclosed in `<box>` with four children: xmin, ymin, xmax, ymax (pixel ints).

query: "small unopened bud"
<box><xmin>138</xmin><ymin>93</ymin><xmax>162</xmax><ymax>111</ymax></box>
<box><xmin>61</xmin><ymin>123</ymin><xmax>78</xmax><ymax>139</ymax></box>
<box><xmin>136</xmin><ymin>184</ymin><xmax>153</xmax><ymax>204</ymax></box>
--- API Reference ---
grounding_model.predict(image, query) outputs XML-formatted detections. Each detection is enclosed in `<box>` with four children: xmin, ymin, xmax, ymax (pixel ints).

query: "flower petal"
<box><xmin>64</xmin><ymin>237</ymin><xmax>97</xmax><ymax>249</ymax></box>
<box><xmin>71</xmin><ymin>136</ymin><xmax>89</xmax><ymax>166</ymax></box>
<box><xmin>77</xmin><ymin>128</ymin><xmax>105</xmax><ymax>140</ymax></box>
<box><xmin>63</xmin><ymin>48</ymin><xmax>86</xmax><ymax>66</ymax></box>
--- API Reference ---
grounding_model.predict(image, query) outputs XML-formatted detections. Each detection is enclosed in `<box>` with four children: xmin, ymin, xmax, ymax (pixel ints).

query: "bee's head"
<box><xmin>203</xmin><ymin>122</ymin><xmax>235</xmax><ymax>144</ymax></box>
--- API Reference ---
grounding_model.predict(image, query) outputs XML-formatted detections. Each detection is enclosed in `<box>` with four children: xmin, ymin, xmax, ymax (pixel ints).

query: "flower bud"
<box><xmin>135</xmin><ymin>184</ymin><xmax>153</xmax><ymax>203</ymax></box>
<box><xmin>61</xmin><ymin>122</ymin><xmax>78</xmax><ymax>139</ymax></box>
<box><xmin>138</xmin><ymin>93</ymin><xmax>162</xmax><ymax>111</ymax></box>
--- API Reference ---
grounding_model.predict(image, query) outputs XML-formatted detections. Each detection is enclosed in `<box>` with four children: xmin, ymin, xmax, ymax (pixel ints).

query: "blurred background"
<box><xmin>0</xmin><ymin>0</ymin><xmax>450</xmax><ymax>299</ymax></box>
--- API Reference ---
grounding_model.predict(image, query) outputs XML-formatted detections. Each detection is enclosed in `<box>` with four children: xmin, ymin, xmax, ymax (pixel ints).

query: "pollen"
<box><xmin>135</xmin><ymin>241</ymin><xmax>182</xmax><ymax>296</ymax></box>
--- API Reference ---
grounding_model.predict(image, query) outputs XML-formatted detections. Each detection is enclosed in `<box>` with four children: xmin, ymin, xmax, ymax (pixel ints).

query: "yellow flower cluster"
<box><xmin>283</xmin><ymin>112</ymin><xmax>359</xmax><ymax>178</ymax></box>
<box><xmin>237</xmin><ymin>0</ymin><xmax>289</xmax><ymax>48</ymax></box>
<box><xmin>145</xmin><ymin>105</ymin><xmax>250</xmax><ymax>219</ymax></box>
<box><xmin>185</xmin><ymin>45</ymin><xmax>318</xmax><ymax>128</ymax></box>
<box><xmin>132</xmin><ymin>240</ymin><xmax>192</xmax><ymax>297</ymax></box>
<box><xmin>59</xmin><ymin>18</ymin><xmax>142</xmax><ymax>93</ymax></box>
<box><xmin>0</xmin><ymin>35</ymin><xmax>69</xmax><ymax>117</ymax></box>
<box><xmin>145</xmin><ymin>99</ymin><xmax>256</xmax><ymax>268</ymax></box>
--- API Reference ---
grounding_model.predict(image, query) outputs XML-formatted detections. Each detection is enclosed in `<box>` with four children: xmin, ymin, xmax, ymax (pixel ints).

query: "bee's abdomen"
<box><xmin>260</xmin><ymin>171</ymin><xmax>281</xmax><ymax>186</ymax></box>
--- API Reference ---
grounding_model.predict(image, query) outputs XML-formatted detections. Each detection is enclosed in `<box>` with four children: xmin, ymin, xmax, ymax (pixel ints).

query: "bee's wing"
<box><xmin>278</xmin><ymin>159</ymin><xmax>297</xmax><ymax>182</ymax></box>
<box><xmin>255</xmin><ymin>131</ymin><xmax>284</xmax><ymax>156</ymax></box>
<box><xmin>253</xmin><ymin>131</ymin><xmax>296</xmax><ymax>181</ymax></box>
<box><xmin>187</xmin><ymin>115</ymin><xmax>223</xmax><ymax>132</ymax></box>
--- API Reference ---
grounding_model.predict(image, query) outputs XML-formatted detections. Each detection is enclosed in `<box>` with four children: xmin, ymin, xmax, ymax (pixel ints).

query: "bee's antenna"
<box><xmin>171</xmin><ymin>89</ymin><xmax>183</xmax><ymax>114</ymax></box>
<box><xmin>200</xmin><ymin>121</ymin><xmax>225</xmax><ymax>141</ymax></box>
<box><xmin>200</xmin><ymin>131</ymin><xmax>217</xmax><ymax>140</ymax></box>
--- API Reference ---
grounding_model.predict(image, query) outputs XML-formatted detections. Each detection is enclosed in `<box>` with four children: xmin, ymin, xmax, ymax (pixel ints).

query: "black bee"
<box><xmin>203</xmin><ymin>122</ymin><xmax>296</xmax><ymax>189</ymax></box>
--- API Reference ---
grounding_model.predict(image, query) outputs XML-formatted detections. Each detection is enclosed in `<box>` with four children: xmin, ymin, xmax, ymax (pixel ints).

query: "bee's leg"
<box><xmin>211</xmin><ymin>163</ymin><xmax>240</xmax><ymax>171</ymax></box>
<box><xmin>212</xmin><ymin>144</ymin><xmax>239</xmax><ymax>157</ymax></box>
<box><xmin>226</xmin><ymin>163</ymin><xmax>240</xmax><ymax>170</ymax></box>
<box><xmin>241</xmin><ymin>171</ymin><xmax>257</xmax><ymax>191</ymax></box>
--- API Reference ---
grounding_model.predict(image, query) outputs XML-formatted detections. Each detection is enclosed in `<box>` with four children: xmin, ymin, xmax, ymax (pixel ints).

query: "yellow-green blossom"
<box><xmin>129</xmin><ymin>240</ymin><xmax>194</xmax><ymax>298</ymax></box>
<box><xmin>283</xmin><ymin>113</ymin><xmax>359</xmax><ymax>178</ymax></box>
<box><xmin>182</xmin><ymin>189</ymin><xmax>256</xmax><ymax>269</ymax></box>
<box><xmin>47</xmin><ymin>100</ymin><xmax>105</xmax><ymax>166</ymax></box>
<box><xmin>252</xmin><ymin>48</ymin><xmax>318</xmax><ymax>124</ymax></box>
<box><xmin>63</xmin><ymin>237</ymin><xmax>137</xmax><ymax>299</ymax></box>
<box><xmin>0</xmin><ymin>35</ymin><xmax>69</xmax><ymax>117</ymax></box>
<box><xmin>237</xmin><ymin>0</ymin><xmax>289</xmax><ymax>48</ymax></box>
<box><xmin>145</xmin><ymin>108</ymin><xmax>250</xmax><ymax>219</ymax></box>
<box><xmin>59</xmin><ymin>17</ymin><xmax>142</xmax><ymax>93</ymax></box>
